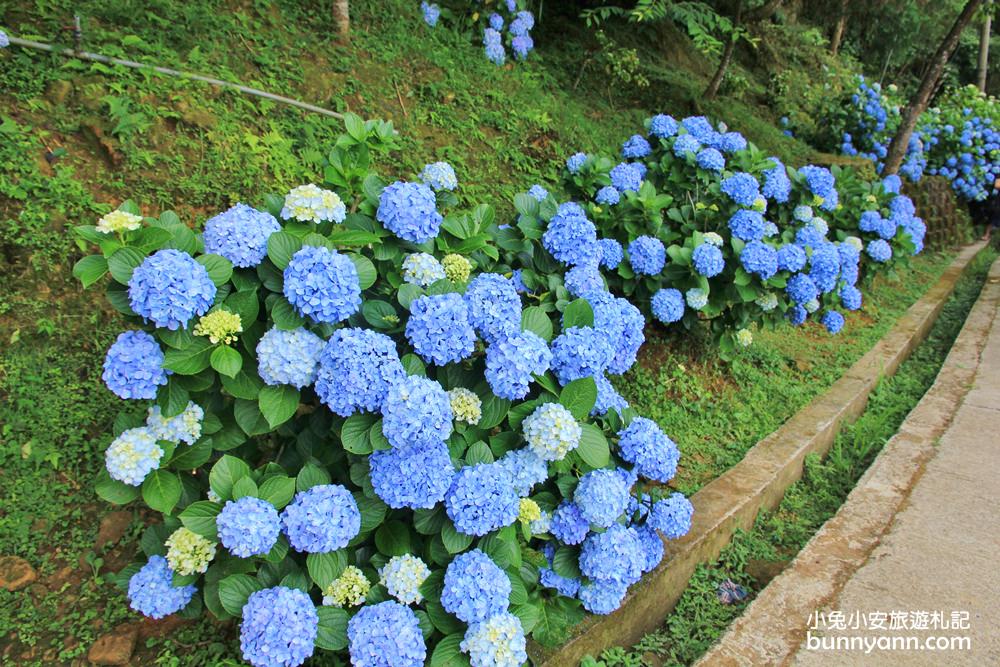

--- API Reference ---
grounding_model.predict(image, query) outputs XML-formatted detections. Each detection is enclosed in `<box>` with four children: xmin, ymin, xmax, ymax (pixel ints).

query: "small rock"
<box><xmin>95</xmin><ymin>511</ymin><xmax>132</xmax><ymax>550</ymax></box>
<box><xmin>0</xmin><ymin>556</ymin><xmax>38</xmax><ymax>592</ymax></box>
<box><xmin>45</xmin><ymin>79</ymin><xmax>73</xmax><ymax>106</ymax></box>
<box><xmin>87</xmin><ymin>624</ymin><xmax>138</xmax><ymax>666</ymax></box>
<box><xmin>180</xmin><ymin>108</ymin><xmax>217</xmax><ymax>129</ymax></box>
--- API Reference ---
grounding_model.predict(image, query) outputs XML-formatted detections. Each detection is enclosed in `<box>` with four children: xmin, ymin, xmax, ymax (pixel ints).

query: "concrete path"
<box><xmin>697</xmin><ymin>258</ymin><xmax>1000</xmax><ymax>667</ymax></box>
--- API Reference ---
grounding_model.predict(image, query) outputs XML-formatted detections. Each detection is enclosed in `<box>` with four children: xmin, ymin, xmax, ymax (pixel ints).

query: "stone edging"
<box><xmin>530</xmin><ymin>242</ymin><xmax>988</xmax><ymax>666</ymax></box>
<box><xmin>693</xmin><ymin>253</ymin><xmax>1000</xmax><ymax>666</ymax></box>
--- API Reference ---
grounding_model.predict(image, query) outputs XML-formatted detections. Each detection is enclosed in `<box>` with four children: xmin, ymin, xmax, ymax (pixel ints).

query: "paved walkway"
<box><xmin>697</xmin><ymin>258</ymin><xmax>1000</xmax><ymax>667</ymax></box>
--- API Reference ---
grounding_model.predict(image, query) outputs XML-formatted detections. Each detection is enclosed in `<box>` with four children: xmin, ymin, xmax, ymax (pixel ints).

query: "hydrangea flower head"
<box><xmin>193</xmin><ymin>309</ymin><xmax>242</xmax><ymax>345</ymax></box>
<box><xmin>720</xmin><ymin>172</ymin><xmax>761</xmax><ymax>207</ymax></box>
<box><xmin>485</xmin><ymin>330</ymin><xmax>551</xmax><ymax>399</ymax></box>
<box><xmin>551</xmin><ymin>326</ymin><xmax>614</xmax><ymax>385</ymax></box>
<box><xmin>821</xmin><ymin>310</ymin><xmax>845</xmax><ymax>334</ymax></box>
<box><xmin>511</xmin><ymin>34</ymin><xmax>534</xmax><ymax>60</ymax></box>
<box><xmin>518</xmin><ymin>497</ymin><xmax>542</xmax><ymax>523</ymax></box>
<box><xmin>740</xmin><ymin>240</ymin><xmax>778</xmax><ymax>280</ymax></box>
<box><xmin>692</xmin><ymin>243</ymin><xmax>724</xmax><ymax>277</ymax></box>
<box><xmin>793</xmin><ymin>205</ymin><xmax>814</xmax><ymax>223</ymax></box>
<box><xmin>594</xmin><ymin>374</ymin><xmax>628</xmax><ymax>416</ymax></box>
<box><xmin>461</xmin><ymin>612</ymin><xmax>528</xmax><ymax>667</ymax></box>
<box><xmin>523</xmin><ymin>402</ymin><xmax>581</xmax><ymax>461</ymax></box>
<box><xmin>617</xmin><ymin>417</ymin><xmax>680</xmax><ymax>483</ymax></box>
<box><xmin>580</xmin><ymin>524</ymin><xmax>645</xmax><ymax>586</ymax></box>
<box><xmin>703</xmin><ymin>232</ymin><xmax>724</xmax><ymax>247</ymax></box>
<box><xmin>527</xmin><ymin>184</ymin><xmax>548</xmax><ymax>202</ymax></box>
<box><xmin>628</xmin><ymin>235</ymin><xmax>666</xmax><ymax>275</ymax></box>
<box><xmin>598</xmin><ymin>238</ymin><xmax>623</xmax><ymax>269</ymax></box>
<box><xmin>282</xmin><ymin>484</ymin><xmax>360</xmax><ymax>553</ymax></box>
<box><xmin>595</xmin><ymin>185</ymin><xmax>620</xmax><ymax>206</ymax></box>
<box><xmin>165</xmin><ymin>527</ymin><xmax>216</xmax><ymax>576</ymax></box>
<box><xmin>681</xmin><ymin>115</ymin><xmax>716</xmax><ymax>143</ymax></box>
<box><xmin>607</xmin><ymin>298</ymin><xmax>644</xmax><ymax>375</ymax></box>
<box><xmin>465</xmin><ymin>273</ymin><xmax>522</xmax><ymax>342</ymax></box>
<box><xmin>283</xmin><ymin>245</ymin><xmax>360</xmax><ymax>324</ymax></box>
<box><xmin>421</xmin><ymin>161</ymin><xmax>458</xmax><ymax>191</ymax></box>
<box><xmin>543</xmin><ymin>210</ymin><xmax>600</xmax><ymax>266</ymax></box>
<box><xmin>146</xmin><ymin>401</ymin><xmax>203</xmax><ymax>445</ymax></box>
<box><xmin>442</xmin><ymin>253</ymin><xmax>473</xmax><ymax>282</ymax></box>
<box><xmin>622</xmin><ymin>134</ymin><xmax>652</xmax><ymax>158</ymax></box>
<box><xmin>281</xmin><ymin>184</ymin><xmax>345</xmax><ymax>223</ymax></box>
<box><xmin>867</xmin><ymin>238</ymin><xmax>892</xmax><ymax>262</ymax></box>
<box><xmin>717</xmin><ymin>131</ymin><xmax>748</xmax><ymax>153</ymax></box>
<box><xmin>649</xmin><ymin>114</ymin><xmax>679</xmax><ymax>138</ymax></box>
<box><xmin>217</xmin><ymin>496</ymin><xmax>280</xmax><ymax>557</ymax></box>
<box><xmin>315</xmin><ymin>328</ymin><xmax>405</xmax><ymax>416</ymax></box>
<box><xmin>808</xmin><ymin>242</ymin><xmax>842</xmax><ymax>293</ymax></box>
<box><xmin>762</xmin><ymin>157</ymin><xmax>791</xmax><ymax>203</ymax></box>
<box><xmin>380</xmin><ymin>555</ymin><xmax>431</xmax><ymax>605</ymax></box>
<box><xmin>377</xmin><ymin>181</ymin><xmax>442</xmax><ymax>243</ymax></box>
<box><xmin>685</xmin><ymin>288</ymin><xmax>708</xmax><ymax>310</ymax></box>
<box><xmin>786</xmin><ymin>273</ymin><xmax>819</xmax><ymax>305</ymax></box>
<box><xmin>579</xmin><ymin>579</ymin><xmax>628</xmax><ymax>615</ymax></box>
<box><xmin>106</xmin><ymin>427</ymin><xmax>163</xmax><ymax>486</ymax></box>
<box><xmin>449</xmin><ymin>387</ymin><xmax>482</xmax><ymax>425</ymax></box>
<box><xmin>421</xmin><ymin>2</ymin><xmax>440</xmax><ymax>26</ymax></box>
<box><xmin>551</xmin><ymin>500</ymin><xmax>590</xmax><ymax>545</ymax></box>
<box><xmin>127</xmin><ymin>555</ymin><xmax>195</xmax><ymax>619</ymax></box>
<box><xmin>651</xmin><ymin>288</ymin><xmax>685</xmax><ymax>324</ymax></box>
<box><xmin>103</xmin><ymin>330</ymin><xmax>168</xmax><ymax>400</ymax></box>
<box><xmin>240</xmin><ymin>587</ymin><xmax>317</xmax><ymax>667</ymax></box>
<box><xmin>756</xmin><ymin>292</ymin><xmax>778</xmax><ymax>311</ymax></box>
<box><xmin>405</xmin><ymin>293</ymin><xmax>476</xmax><ymax>366</ymax></box>
<box><xmin>402</xmin><ymin>253</ymin><xmax>445</xmax><ymax>287</ymax></box>
<box><xmin>696</xmin><ymin>147</ymin><xmax>725</xmax><ymax>171</ymax></box>
<box><xmin>445</xmin><ymin>463</ymin><xmax>520</xmax><ymax>536</ymax></box>
<box><xmin>348</xmin><ymin>601</ymin><xmax>426</xmax><ymax>667</ymax></box>
<box><xmin>777</xmin><ymin>243</ymin><xmax>807</xmax><ymax>273</ymax></box>
<box><xmin>203</xmin><ymin>203</ymin><xmax>280</xmax><ymax>267</ymax></box>
<box><xmin>728</xmin><ymin>209</ymin><xmax>766</xmax><ymax>242</ymax></box>
<box><xmin>566</xmin><ymin>152</ymin><xmax>588</xmax><ymax>174</ymax></box>
<box><xmin>381</xmin><ymin>375</ymin><xmax>453</xmax><ymax>449</ymax></box>
<box><xmin>128</xmin><ymin>249</ymin><xmax>216</xmax><ymax>330</ymax></box>
<box><xmin>635</xmin><ymin>524</ymin><xmax>665</xmax><ymax>572</ymax></box>
<box><xmin>370</xmin><ymin>440</ymin><xmax>454</xmax><ymax>510</ymax></box>
<box><xmin>610</xmin><ymin>162</ymin><xmax>643</xmax><ymax>192</ymax></box>
<box><xmin>673</xmin><ymin>133</ymin><xmax>701</xmax><ymax>157</ymax></box>
<box><xmin>485</xmin><ymin>37</ymin><xmax>506</xmax><ymax>65</ymax></box>
<box><xmin>574</xmin><ymin>469</ymin><xmax>631</xmax><ymax>527</ymax></box>
<box><xmin>564</xmin><ymin>263</ymin><xmax>605</xmax><ymax>298</ymax></box>
<box><xmin>323</xmin><ymin>566</ymin><xmax>370</xmax><ymax>607</ymax></box>
<box><xmin>441</xmin><ymin>550</ymin><xmax>511</xmax><ymax>623</ymax></box>
<box><xmin>648</xmin><ymin>492</ymin><xmax>694</xmax><ymax>539</ymax></box>
<box><xmin>256</xmin><ymin>327</ymin><xmax>325</xmax><ymax>388</ymax></box>
<box><xmin>97</xmin><ymin>209</ymin><xmax>143</xmax><ymax>234</ymax></box>
<box><xmin>736</xmin><ymin>328</ymin><xmax>753</xmax><ymax>347</ymax></box>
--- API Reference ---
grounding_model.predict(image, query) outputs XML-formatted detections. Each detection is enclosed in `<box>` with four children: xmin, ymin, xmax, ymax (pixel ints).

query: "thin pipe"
<box><xmin>7</xmin><ymin>36</ymin><xmax>345</xmax><ymax>120</ymax></box>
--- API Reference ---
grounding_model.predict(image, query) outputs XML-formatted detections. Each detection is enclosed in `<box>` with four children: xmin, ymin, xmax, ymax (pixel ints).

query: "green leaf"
<box><xmin>552</xmin><ymin>547</ymin><xmax>581</xmax><ymax>580</ymax></box>
<box><xmin>464</xmin><ymin>441</ymin><xmax>493</xmax><ymax>465</ymax></box>
<box><xmin>73</xmin><ymin>255</ymin><xmax>108</xmax><ymax>288</ymax></box>
<box><xmin>477</xmin><ymin>393</ymin><xmax>511</xmax><ymax>430</ymax></box>
<box><xmin>162</xmin><ymin>338</ymin><xmax>213</xmax><ymax>375</ymax></box>
<box><xmin>397</xmin><ymin>283</ymin><xmax>423</xmax><ymax>309</ymax></box>
<box><xmin>267</xmin><ymin>232</ymin><xmax>303</xmax><ymax>270</ymax></box>
<box><xmin>270</xmin><ymin>298</ymin><xmax>305</xmax><ymax>330</ymax></box>
<box><xmin>520</xmin><ymin>306</ymin><xmax>553</xmax><ymax>341</ymax></box>
<box><xmin>209</xmin><ymin>455</ymin><xmax>251</xmax><ymax>501</ymax></box>
<box><xmin>296</xmin><ymin>463</ymin><xmax>331</xmax><ymax>492</ymax></box>
<box><xmin>221</xmin><ymin>369</ymin><xmax>264</xmax><ymax>400</ymax></box>
<box><xmin>107</xmin><ymin>246</ymin><xmax>146</xmax><ymax>284</ymax></box>
<box><xmin>315</xmin><ymin>607</ymin><xmax>350</xmax><ymax>651</ymax></box>
<box><xmin>258</xmin><ymin>385</ymin><xmax>300</xmax><ymax>429</ymax></box>
<box><xmin>233</xmin><ymin>398</ymin><xmax>271</xmax><ymax>436</ymax></box>
<box><xmin>344</xmin><ymin>112</ymin><xmax>366</xmax><ymax>141</ymax></box>
<box><xmin>362</xmin><ymin>300</ymin><xmax>398</xmax><ymax>329</ymax></box>
<box><xmin>374</xmin><ymin>520</ymin><xmax>411</xmax><ymax>556</ymax></box>
<box><xmin>355</xmin><ymin>493</ymin><xmax>388</xmax><ymax>534</ymax></box>
<box><xmin>218</xmin><ymin>574</ymin><xmax>264</xmax><ymax>617</ymax></box>
<box><xmin>231</xmin><ymin>476</ymin><xmax>258</xmax><ymax>500</ymax></box>
<box><xmin>196</xmin><ymin>254</ymin><xmax>233</xmax><ymax>287</ymax></box>
<box><xmin>95</xmin><ymin>470</ymin><xmax>140</xmax><ymax>505</ymax></box>
<box><xmin>141</xmin><ymin>470</ymin><xmax>182</xmax><ymax>514</ymax></box>
<box><xmin>210</xmin><ymin>345</ymin><xmax>243</xmax><ymax>378</ymax></box>
<box><xmin>307</xmin><ymin>551</ymin><xmax>348</xmax><ymax>588</ymax></box>
<box><xmin>258</xmin><ymin>476</ymin><xmax>296</xmax><ymax>509</ymax></box>
<box><xmin>559</xmin><ymin>377</ymin><xmax>597</xmax><ymax>420</ymax></box>
<box><xmin>577</xmin><ymin>423</ymin><xmax>610</xmax><ymax>468</ymax></box>
<box><xmin>430</xmin><ymin>634</ymin><xmax>471</xmax><ymax>667</ymax></box>
<box><xmin>341</xmin><ymin>414</ymin><xmax>376</xmax><ymax>455</ymax></box>
<box><xmin>441</xmin><ymin>521</ymin><xmax>474</xmax><ymax>554</ymax></box>
<box><xmin>562</xmin><ymin>298</ymin><xmax>595</xmax><ymax>328</ymax></box>
<box><xmin>169</xmin><ymin>438</ymin><xmax>212</xmax><ymax>470</ymax></box>
<box><xmin>156</xmin><ymin>377</ymin><xmax>190</xmax><ymax>417</ymax></box>
<box><xmin>349</xmin><ymin>254</ymin><xmax>377</xmax><ymax>290</ymax></box>
<box><xmin>513</xmin><ymin>602</ymin><xmax>541</xmax><ymax>634</ymax></box>
<box><xmin>179</xmin><ymin>501</ymin><xmax>221</xmax><ymax>540</ymax></box>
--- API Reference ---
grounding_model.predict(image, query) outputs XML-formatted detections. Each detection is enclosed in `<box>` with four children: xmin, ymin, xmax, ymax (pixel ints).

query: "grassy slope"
<box><xmin>0</xmin><ymin>1</ymin><xmax>965</xmax><ymax>664</ymax></box>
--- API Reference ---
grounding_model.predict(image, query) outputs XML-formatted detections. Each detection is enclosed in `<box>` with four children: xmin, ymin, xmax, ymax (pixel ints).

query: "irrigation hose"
<box><xmin>6</xmin><ymin>36</ymin><xmax>345</xmax><ymax>120</ymax></box>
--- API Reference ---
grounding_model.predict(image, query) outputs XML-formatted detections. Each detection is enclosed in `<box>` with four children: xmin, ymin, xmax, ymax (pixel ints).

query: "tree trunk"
<box><xmin>883</xmin><ymin>0</ymin><xmax>984</xmax><ymax>175</ymax></box>
<box><xmin>830</xmin><ymin>0</ymin><xmax>849</xmax><ymax>56</ymax></box>
<box><xmin>704</xmin><ymin>3</ymin><xmax>743</xmax><ymax>100</ymax></box>
<box><xmin>333</xmin><ymin>0</ymin><xmax>350</xmax><ymax>39</ymax></box>
<box><xmin>977</xmin><ymin>12</ymin><xmax>991</xmax><ymax>91</ymax></box>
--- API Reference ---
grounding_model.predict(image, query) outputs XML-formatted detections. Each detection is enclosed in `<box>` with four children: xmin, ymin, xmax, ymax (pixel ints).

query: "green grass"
<box><xmin>587</xmin><ymin>246</ymin><xmax>999</xmax><ymax>667</ymax></box>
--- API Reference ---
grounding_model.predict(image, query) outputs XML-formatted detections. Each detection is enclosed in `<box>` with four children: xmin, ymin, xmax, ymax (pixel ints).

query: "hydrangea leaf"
<box><xmin>196</xmin><ymin>254</ymin><xmax>234</xmax><ymax>287</ymax></box>
<box><xmin>179</xmin><ymin>501</ymin><xmax>222</xmax><ymax>540</ymax></box>
<box><xmin>156</xmin><ymin>377</ymin><xmax>190</xmax><ymax>418</ymax></box>
<box><xmin>218</xmin><ymin>573</ymin><xmax>264</xmax><ymax>617</ymax></box>
<box><xmin>210</xmin><ymin>345</ymin><xmax>243</xmax><ymax>378</ymax></box>
<box><xmin>162</xmin><ymin>338</ymin><xmax>213</xmax><ymax>375</ymax></box>
<box><xmin>141</xmin><ymin>470</ymin><xmax>182</xmax><ymax>514</ymax></box>
<box><xmin>233</xmin><ymin>398</ymin><xmax>270</xmax><ymax>436</ymax></box>
<box><xmin>374</xmin><ymin>520</ymin><xmax>412</xmax><ymax>557</ymax></box>
<box><xmin>576</xmin><ymin>423</ymin><xmax>610</xmax><ymax>469</ymax></box>
<box><xmin>231</xmin><ymin>476</ymin><xmax>258</xmax><ymax>500</ymax></box>
<box><xmin>513</xmin><ymin>602</ymin><xmax>542</xmax><ymax>634</ymax></box>
<box><xmin>559</xmin><ymin>376</ymin><xmax>598</xmax><ymax>421</ymax></box>
<box><xmin>95</xmin><ymin>469</ymin><xmax>140</xmax><ymax>505</ymax></box>
<box><xmin>296</xmin><ymin>463</ymin><xmax>331</xmax><ymax>492</ymax></box>
<box><xmin>315</xmin><ymin>607</ymin><xmax>350</xmax><ymax>651</ymax></box>
<box><xmin>348</xmin><ymin>253</ymin><xmax>377</xmax><ymax>290</ymax></box>
<box><xmin>521</xmin><ymin>306</ymin><xmax>554</xmax><ymax>341</ymax></box>
<box><xmin>220</xmin><ymin>369</ymin><xmax>263</xmax><ymax>401</ymax></box>
<box><xmin>341</xmin><ymin>414</ymin><xmax>376</xmax><ymax>455</ymax></box>
<box><xmin>209</xmin><ymin>455</ymin><xmax>251</xmax><ymax>502</ymax></box>
<box><xmin>562</xmin><ymin>298</ymin><xmax>595</xmax><ymax>329</ymax></box>
<box><xmin>266</xmin><ymin>232</ymin><xmax>304</xmax><ymax>270</ymax></box>
<box><xmin>440</xmin><ymin>521</ymin><xmax>473</xmax><ymax>554</ymax></box>
<box><xmin>258</xmin><ymin>385</ymin><xmax>299</xmax><ymax>429</ymax></box>
<box><xmin>270</xmin><ymin>297</ymin><xmax>306</xmax><ymax>331</ymax></box>
<box><xmin>279</xmin><ymin>569</ymin><xmax>311</xmax><ymax>593</ymax></box>
<box><xmin>73</xmin><ymin>255</ymin><xmax>108</xmax><ymax>288</ymax></box>
<box><xmin>107</xmin><ymin>246</ymin><xmax>146</xmax><ymax>284</ymax></box>
<box><xmin>429</xmin><ymin>633</ymin><xmax>470</xmax><ymax>667</ymax></box>
<box><xmin>306</xmin><ymin>550</ymin><xmax>348</xmax><ymax>589</ymax></box>
<box><xmin>257</xmin><ymin>475</ymin><xmax>296</xmax><ymax>510</ymax></box>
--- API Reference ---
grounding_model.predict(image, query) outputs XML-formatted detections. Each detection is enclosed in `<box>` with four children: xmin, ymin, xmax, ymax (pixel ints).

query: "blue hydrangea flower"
<box><xmin>315</xmin><ymin>328</ymin><xmax>404</xmax><ymax>416</ymax></box>
<box><xmin>595</xmin><ymin>185</ymin><xmax>620</xmax><ymax>206</ymax></box>
<box><xmin>421</xmin><ymin>2</ymin><xmax>440</xmax><ymax>26</ymax></box>
<box><xmin>883</xmin><ymin>174</ymin><xmax>902</xmax><ymax>194</ymax></box>
<box><xmin>635</xmin><ymin>524</ymin><xmax>665</xmax><ymax>573</ymax></box>
<box><xmin>217</xmin><ymin>496</ymin><xmax>280</xmax><ymax>558</ymax></box>
<box><xmin>240</xmin><ymin>586</ymin><xmax>317</xmax><ymax>667</ymax></box>
<box><xmin>256</xmin><ymin>327</ymin><xmax>325</xmax><ymax>388</ymax></box>
<box><xmin>543</xmin><ymin>210</ymin><xmax>600</xmax><ymax>266</ymax></box>
<box><xmin>628</xmin><ymin>235</ymin><xmax>665</xmax><ymax>275</ymax></box>
<box><xmin>348</xmin><ymin>601</ymin><xmax>425</xmax><ymax>667</ymax></box>
<box><xmin>528</xmin><ymin>184</ymin><xmax>548</xmax><ymax>201</ymax></box>
<box><xmin>511</xmin><ymin>34</ymin><xmax>534</xmax><ymax>60</ymax></box>
<box><xmin>788</xmin><ymin>304</ymin><xmax>808</xmax><ymax>326</ymax></box>
<box><xmin>609</xmin><ymin>162</ymin><xmax>643</xmax><ymax>192</ymax></box>
<box><xmin>566</xmin><ymin>152</ymin><xmax>588</xmax><ymax>174</ymax></box>
<box><xmin>799</xmin><ymin>165</ymin><xmax>839</xmax><ymax>210</ymax></box>
<box><xmin>488</xmin><ymin>13</ymin><xmax>504</xmax><ymax>31</ymax></box>
<box><xmin>728</xmin><ymin>209</ymin><xmax>766</xmax><ymax>242</ymax></box>
<box><xmin>485</xmin><ymin>38</ymin><xmax>506</xmax><ymax>65</ymax></box>
<box><xmin>128</xmin><ymin>249</ymin><xmax>216</xmax><ymax>330</ymax></box>
<box><xmin>510</xmin><ymin>14</ymin><xmax>532</xmax><ymax>37</ymax></box>
<box><xmin>514</xmin><ymin>10</ymin><xmax>534</xmax><ymax>29</ymax></box>
<box><xmin>649</xmin><ymin>114</ymin><xmax>679</xmax><ymax>138</ymax></box>
<box><xmin>203</xmin><ymin>203</ymin><xmax>280</xmax><ymax>268</ymax></box>
<box><xmin>539</xmin><ymin>561</ymin><xmax>580</xmax><ymax>597</ymax></box>
<box><xmin>0</xmin><ymin>31</ymin><xmax>9</xmax><ymax>49</ymax></box>
<box><xmin>607</xmin><ymin>298</ymin><xmax>644</xmax><ymax>375</ymax></box>
<box><xmin>551</xmin><ymin>500</ymin><xmax>590</xmax><ymax>545</ymax></box>
<box><xmin>672</xmin><ymin>133</ymin><xmax>701</xmax><ymax>157</ymax></box>
<box><xmin>717</xmin><ymin>131</ymin><xmax>748</xmax><ymax>153</ymax></box>
<box><xmin>740</xmin><ymin>240</ymin><xmax>778</xmax><ymax>280</ymax></box>
<box><xmin>377</xmin><ymin>181</ymin><xmax>442</xmax><ymax>243</ymax></box>
<box><xmin>808</xmin><ymin>242</ymin><xmax>841</xmax><ymax>293</ymax></box>
<box><xmin>720</xmin><ymin>173</ymin><xmax>761</xmax><ymax>207</ymax></box>
<box><xmin>776</xmin><ymin>243</ymin><xmax>807</xmax><ymax>272</ymax></box>
<box><xmin>839</xmin><ymin>284</ymin><xmax>862</xmax><ymax>311</ymax></box>
<box><xmin>786</xmin><ymin>273</ymin><xmax>819</xmax><ymax>305</ymax></box>
<box><xmin>794</xmin><ymin>205</ymin><xmax>814</xmax><ymax>223</ymax></box>
<box><xmin>564</xmin><ymin>263</ymin><xmax>605</xmax><ymax>298</ymax></box>
<box><xmin>795</xmin><ymin>224</ymin><xmax>826</xmax><ymax>249</ymax></box>
<box><xmin>821</xmin><ymin>310</ymin><xmax>845</xmax><ymax>334</ymax></box>
<box><xmin>496</xmin><ymin>448</ymin><xmax>548</xmax><ymax>496</ymax></box>
<box><xmin>858</xmin><ymin>210</ymin><xmax>882</xmax><ymax>233</ymax></box>
<box><xmin>441</xmin><ymin>550</ymin><xmax>511</xmax><ymax>623</ymax></box>
<box><xmin>590</xmin><ymin>373</ymin><xmax>626</xmax><ymax>416</ymax></box>
<box><xmin>574</xmin><ymin>469</ymin><xmax>630</xmax><ymax>528</ymax></box>
<box><xmin>579</xmin><ymin>579</ymin><xmax>628</xmax><ymax>615</ymax></box>
<box><xmin>485</xmin><ymin>330</ymin><xmax>552</xmax><ymax>400</ymax></box>
<box><xmin>648</xmin><ymin>493</ymin><xmax>694</xmax><ymax>539</ymax></box>
<box><xmin>598</xmin><ymin>238</ymin><xmax>624</xmax><ymax>269</ymax></box>
<box><xmin>551</xmin><ymin>326</ymin><xmax>614</xmax><ymax>385</ymax></box>
<box><xmin>686</xmin><ymin>288</ymin><xmax>708</xmax><ymax>310</ymax></box>
<box><xmin>681</xmin><ymin>116</ymin><xmax>716</xmax><ymax>143</ymax></box>
<box><xmin>370</xmin><ymin>440</ymin><xmax>454</xmax><ymax>509</ymax></box>
<box><xmin>381</xmin><ymin>375</ymin><xmax>453</xmax><ymax>450</ymax></box>
<box><xmin>523</xmin><ymin>402</ymin><xmax>581</xmax><ymax>461</ymax></box>
<box><xmin>421</xmin><ymin>162</ymin><xmax>458</xmax><ymax>192</ymax></box>
<box><xmin>465</xmin><ymin>273</ymin><xmax>522</xmax><ymax>342</ymax></box>
<box><xmin>889</xmin><ymin>195</ymin><xmax>916</xmax><ymax>218</ymax></box>
<box><xmin>617</xmin><ymin>417</ymin><xmax>680</xmax><ymax>483</ymax></box>
<box><xmin>651</xmin><ymin>288</ymin><xmax>685</xmax><ymax>324</ymax></box>
<box><xmin>696</xmin><ymin>148</ymin><xmax>725</xmax><ymax>171</ymax></box>
<box><xmin>405</xmin><ymin>293</ymin><xmax>476</xmax><ymax>366</ymax></box>
<box><xmin>621</xmin><ymin>134</ymin><xmax>652</xmax><ymax>158</ymax></box>
<box><xmin>281</xmin><ymin>484</ymin><xmax>360</xmax><ymax>553</ymax></box>
<box><xmin>445</xmin><ymin>463</ymin><xmax>519</xmax><ymax>536</ymax></box>
<box><xmin>145</xmin><ymin>401</ymin><xmax>203</xmax><ymax>445</ymax></box>
<box><xmin>692</xmin><ymin>243</ymin><xmax>724</xmax><ymax>277</ymax></box>
<box><xmin>580</xmin><ymin>524</ymin><xmax>645</xmax><ymax>586</ymax></box>
<box><xmin>103</xmin><ymin>330</ymin><xmax>168</xmax><ymax>399</ymax></box>
<box><xmin>402</xmin><ymin>253</ymin><xmax>446</xmax><ymax>287</ymax></box>
<box><xmin>462</xmin><ymin>612</ymin><xmax>527</xmax><ymax>667</ymax></box>
<box><xmin>106</xmin><ymin>427</ymin><xmax>162</xmax><ymax>486</ymax></box>
<box><xmin>127</xmin><ymin>556</ymin><xmax>195</xmax><ymax>619</ymax></box>
<box><xmin>762</xmin><ymin>158</ymin><xmax>791</xmax><ymax>203</ymax></box>
<box><xmin>283</xmin><ymin>245</ymin><xmax>360</xmax><ymax>324</ymax></box>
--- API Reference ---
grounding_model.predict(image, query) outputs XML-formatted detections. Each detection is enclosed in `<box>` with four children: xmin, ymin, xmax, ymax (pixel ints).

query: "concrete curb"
<box><xmin>694</xmin><ymin>253</ymin><xmax>1000</xmax><ymax>667</ymax></box>
<box><xmin>531</xmin><ymin>242</ymin><xmax>987</xmax><ymax>667</ymax></box>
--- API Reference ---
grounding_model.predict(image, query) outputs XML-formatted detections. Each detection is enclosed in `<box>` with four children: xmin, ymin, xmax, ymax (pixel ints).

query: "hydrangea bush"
<box><xmin>75</xmin><ymin>114</ymin><xmax>694</xmax><ymax>666</ymax></box>
<box><xmin>421</xmin><ymin>0</ymin><xmax>536</xmax><ymax>66</ymax></box>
